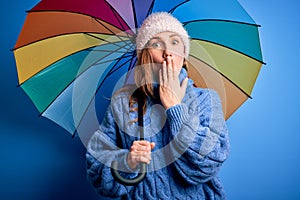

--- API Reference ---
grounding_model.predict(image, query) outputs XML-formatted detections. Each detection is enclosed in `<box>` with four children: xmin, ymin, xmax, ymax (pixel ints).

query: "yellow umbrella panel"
<box><xmin>188</xmin><ymin>40</ymin><xmax>263</xmax><ymax>119</ymax></box>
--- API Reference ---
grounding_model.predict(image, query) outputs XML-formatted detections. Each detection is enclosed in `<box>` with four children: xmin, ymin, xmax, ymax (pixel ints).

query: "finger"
<box><xmin>139</xmin><ymin>156</ymin><xmax>151</xmax><ymax>164</ymax></box>
<box><xmin>133</xmin><ymin>140</ymin><xmax>150</xmax><ymax>146</ymax></box>
<box><xmin>131</xmin><ymin>153</ymin><xmax>151</xmax><ymax>164</ymax></box>
<box><xmin>140</xmin><ymin>153</ymin><xmax>152</xmax><ymax>164</ymax></box>
<box><xmin>130</xmin><ymin>146</ymin><xmax>138</xmax><ymax>152</ymax></box>
<box><xmin>162</xmin><ymin>61</ymin><xmax>167</xmax><ymax>85</ymax></box>
<box><xmin>139</xmin><ymin>145</ymin><xmax>152</xmax><ymax>152</ymax></box>
<box><xmin>138</xmin><ymin>140</ymin><xmax>152</xmax><ymax>146</ymax></box>
<box><xmin>150</xmin><ymin>142</ymin><xmax>156</xmax><ymax>149</ymax></box>
<box><xmin>166</xmin><ymin>57</ymin><xmax>172</xmax><ymax>80</ymax></box>
<box><xmin>131</xmin><ymin>144</ymin><xmax>142</xmax><ymax>152</ymax></box>
<box><xmin>159</xmin><ymin>69</ymin><xmax>163</xmax><ymax>86</ymax></box>
<box><xmin>172</xmin><ymin>59</ymin><xmax>177</xmax><ymax>80</ymax></box>
<box><xmin>133</xmin><ymin>140</ymin><xmax>152</xmax><ymax>151</ymax></box>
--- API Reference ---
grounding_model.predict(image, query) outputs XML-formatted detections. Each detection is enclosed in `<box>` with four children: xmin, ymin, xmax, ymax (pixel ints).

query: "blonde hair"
<box><xmin>127</xmin><ymin>48</ymin><xmax>156</xmax><ymax>122</ymax></box>
<box><xmin>134</xmin><ymin>49</ymin><xmax>156</xmax><ymax>98</ymax></box>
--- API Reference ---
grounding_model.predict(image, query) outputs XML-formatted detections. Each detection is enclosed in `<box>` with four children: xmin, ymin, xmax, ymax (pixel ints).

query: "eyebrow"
<box><xmin>149</xmin><ymin>36</ymin><xmax>161</xmax><ymax>41</ymax></box>
<box><xmin>169</xmin><ymin>34</ymin><xmax>180</xmax><ymax>38</ymax></box>
<box><xmin>150</xmin><ymin>34</ymin><xmax>180</xmax><ymax>41</ymax></box>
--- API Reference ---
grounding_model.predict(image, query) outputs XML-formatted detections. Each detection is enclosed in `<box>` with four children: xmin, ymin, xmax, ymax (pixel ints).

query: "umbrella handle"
<box><xmin>110</xmin><ymin>161</ymin><xmax>146</xmax><ymax>186</ymax></box>
<box><xmin>111</xmin><ymin>91</ymin><xmax>146</xmax><ymax>186</ymax></box>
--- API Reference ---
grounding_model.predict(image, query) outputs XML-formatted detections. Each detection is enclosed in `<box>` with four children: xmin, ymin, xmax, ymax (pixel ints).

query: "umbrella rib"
<box><xmin>27</xmin><ymin>9</ymin><xmax>132</xmax><ymax>33</ymax></box>
<box><xmin>189</xmin><ymin>54</ymin><xmax>252</xmax><ymax>99</ymax></box>
<box><xmin>169</xmin><ymin>0</ymin><xmax>190</xmax><ymax>14</ymax></box>
<box><xmin>183</xmin><ymin>18</ymin><xmax>260</xmax><ymax>27</ymax></box>
<box><xmin>84</xmin><ymin>32</ymin><xmax>130</xmax><ymax>49</ymax></box>
<box><xmin>13</xmin><ymin>32</ymin><xmax>127</xmax><ymax>51</ymax></box>
<box><xmin>123</xmin><ymin>49</ymin><xmax>138</xmax><ymax>82</ymax></box>
<box><xmin>97</xmin><ymin>52</ymin><xmax>134</xmax><ymax>89</ymax></box>
<box><xmin>85</xmin><ymin>48</ymin><xmax>129</xmax><ymax>54</ymax></box>
<box><xmin>130</xmin><ymin>0</ymin><xmax>157</xmax><ymax>29</ymax></box>
<box><xmin>72</xmin><ymin>53</ymin><xmax>135</xmax><ymax>136</ymax></box>
<box><xmin>147</xmin><ymin>0</ymin><xmax>155</xmax><ymax>16</ymax></box>
<box><xmin>106</xmin><ymin>52</ymin><xmax>136</xmax><ymax>83</ymax></box>
<box><xmin>110</xmin><ymin>6</ymin><xmax>133</xmax><ymax>39</ymax></box>
<box><xmin>191</xmin><ymin>38</ymin><xmax>265</xmax><ymax>64</ymax></box>
<box><xmin>92</xmin><ymin>17</ymin><xmax>133</xmax><ymax>45</ymax></box>
<box><xmin>131</xmin><ymin>0</ymin><xmax>138</xmax><ymax>29</ymax></box>
<box><xmin>106</xmin><ymin>45</ymin><xmax>136</xmax><ymax>77</ymax></box>
<box><xmin>147</xmin><ymin>0</ymin><xmax>190</xmax><ymax>15</ymax></box>
<box><xmin>103</xmin><ymin>0</ymin><xmax>135</xmax><ymax>38</ymax></box>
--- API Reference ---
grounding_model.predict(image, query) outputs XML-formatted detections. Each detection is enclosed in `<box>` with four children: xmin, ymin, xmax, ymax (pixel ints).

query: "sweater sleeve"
<box><xmin>86</xmin><ymin>105</ymin><xmax>137</xmax><ymax>198</ymax></box>
<box><xmin>166</xmin><ymin>89</ymin><xmax>230</xmax><ymax>185</ymax></box>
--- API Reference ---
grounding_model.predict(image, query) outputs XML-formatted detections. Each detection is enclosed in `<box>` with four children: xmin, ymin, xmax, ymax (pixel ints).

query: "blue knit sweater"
<box><xmin>86</xmin><ymin>69</ymin><xmax>230</xmax><ymax>199</ymax></box>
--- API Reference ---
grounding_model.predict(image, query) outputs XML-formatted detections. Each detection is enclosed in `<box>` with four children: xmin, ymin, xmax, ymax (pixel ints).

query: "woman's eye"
<box><xmin>151</xmin><ymin>42</ymin><xmax>162</xmax><ymax>48</ymax></box>
<box><xmin>172</xmin><ymin>39</ymin><xmax>179</xmax><ymax>45</ymax></box>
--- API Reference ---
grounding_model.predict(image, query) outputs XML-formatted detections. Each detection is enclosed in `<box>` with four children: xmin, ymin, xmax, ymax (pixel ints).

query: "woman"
<box><xmin>86</xmin><ymin>12</ymin><xmax>230</xmax><ymax>199</ymax></box>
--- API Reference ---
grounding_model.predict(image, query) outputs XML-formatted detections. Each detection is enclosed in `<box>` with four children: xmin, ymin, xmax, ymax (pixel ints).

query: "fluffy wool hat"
<box><xmin>135</xmin><ymin>12</ymin><xmax>190</xmax><ymax>58</ymax></box>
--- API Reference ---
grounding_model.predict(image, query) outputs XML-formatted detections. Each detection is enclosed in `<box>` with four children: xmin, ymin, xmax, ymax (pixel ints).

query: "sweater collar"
<box><xmin>179</xmin><ymin>68</ymin><xmax>188</xmax><ymax>83</ymax></box>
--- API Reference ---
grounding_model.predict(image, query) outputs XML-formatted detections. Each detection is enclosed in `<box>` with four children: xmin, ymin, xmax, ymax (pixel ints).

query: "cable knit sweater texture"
<box><xmin>86</xmin><ymin>69</ymin><xmax>230</xmax><ymax>199</ymax></box>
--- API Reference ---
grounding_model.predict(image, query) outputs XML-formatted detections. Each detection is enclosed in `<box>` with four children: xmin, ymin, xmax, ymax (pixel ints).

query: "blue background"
<box><xmin>1</xmin><ymin>0</ymin><xmax>299</xmax><ymax>199</ymax></box>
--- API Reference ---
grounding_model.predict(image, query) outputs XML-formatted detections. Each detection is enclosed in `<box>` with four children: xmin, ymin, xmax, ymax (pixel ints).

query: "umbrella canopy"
<box><xmin>14</xmin><ymin>0</ymin><xmax>264</xmax><ymax>137</ymax></box>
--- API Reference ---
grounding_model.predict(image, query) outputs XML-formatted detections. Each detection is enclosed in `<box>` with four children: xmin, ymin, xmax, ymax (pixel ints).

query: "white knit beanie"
<box><xmin>136</xmin><ymin>12</ymin><xmax>190</xmax><ymax>58</ymax></box>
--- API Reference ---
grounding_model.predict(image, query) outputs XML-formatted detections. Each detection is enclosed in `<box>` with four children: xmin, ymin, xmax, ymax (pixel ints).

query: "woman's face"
<box><xmin>147</xmin><ymin>32</ymin><xmax>185</xmax><ymax>76</ymax></box>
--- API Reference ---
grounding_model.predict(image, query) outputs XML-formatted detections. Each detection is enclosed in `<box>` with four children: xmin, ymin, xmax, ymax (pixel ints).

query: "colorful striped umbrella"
<box><xmin>13</xmin><ymin>0</ymin><xmax>264</xmax><ymax>136</ymax></box>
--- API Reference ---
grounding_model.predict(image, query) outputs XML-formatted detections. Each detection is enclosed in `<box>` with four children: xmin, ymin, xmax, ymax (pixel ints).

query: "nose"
<box><xmin>163</xmin><ymin>48</ymin><xmax>172</xmax><ymax>58</ymax></box>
